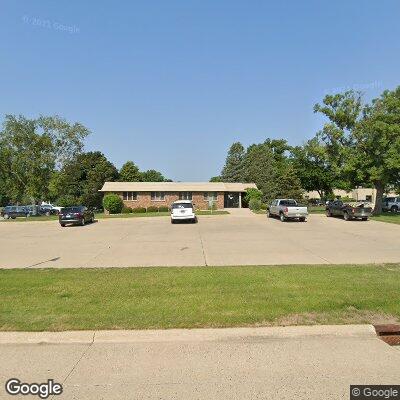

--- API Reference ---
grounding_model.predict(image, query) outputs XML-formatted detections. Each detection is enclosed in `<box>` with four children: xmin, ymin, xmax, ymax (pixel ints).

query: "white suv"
<box><xmin>171</xmin><ymin>200</ymin><xmax>197</xmax><ymax>224</ymax></box>
<box><xmin>383</xmin><ymin>197</ymin><xmax>400</xmax><ymax>213</ymax></box>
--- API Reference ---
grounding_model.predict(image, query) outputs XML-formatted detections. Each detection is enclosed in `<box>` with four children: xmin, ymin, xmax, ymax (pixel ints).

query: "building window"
<box><xmin>179</xmin><ymin>192</ymin><xmax>192</xmax><ymax>200</ymax></box>
<box><xmin>204</xmin><ymin>192</ymin><xmax>218</xmax><ymax>201</ymax></box>
<box><xmin>123</xmin><ymin>191</ymin><xmax>137</xmax><ymax>201</ymax></box>
<box><xmin>151</xmin><ymin>192</ymin><xmax>165</xmax><ymax>201</ymax></box>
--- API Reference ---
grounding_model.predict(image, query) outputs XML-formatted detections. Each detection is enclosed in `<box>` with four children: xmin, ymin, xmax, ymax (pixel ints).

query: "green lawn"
<box><xmin>371</xmin><ymin>212</ymin><xmax>400</xmax><ymax>225</ymax></box>
<box><xmin>97</xmin><ymin>212</ymin><xmax>169</xmax><ymax>219</ymax></box>
<box><xmin>98</xmin><ymin>210</ymin><xmax>229</xmax><ymax>218</ymax></box>
<box><xmin>1</xmin><ymin>210</ymin><xmax>229</xmax><ymax>222</ymax></box>
<box><xmin>1</xmin><ymin>264</ymin><xmax>399</xmax><ymax>331</ymax></box>
<box><xmin>308</xmin><ymin>206</ymin><xmax>326</xmax><ymax>214</ymax></box>
<box><xmin>0</xmin><ymin>215</ymin><xmax>60</xmax><ymax>222</ymax></box>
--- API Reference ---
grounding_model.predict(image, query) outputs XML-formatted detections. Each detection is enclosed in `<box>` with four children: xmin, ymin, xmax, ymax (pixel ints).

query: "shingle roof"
<box><xmin>99</xmin><ymin>182</ymin><xmax>257</xmax><ymax>193</ymax></box>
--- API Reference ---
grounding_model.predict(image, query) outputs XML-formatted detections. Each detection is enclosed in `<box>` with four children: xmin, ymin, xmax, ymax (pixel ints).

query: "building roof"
<box><xmin>99</xmin><ymin>181</ymin><xmax>257</xmax><ymax>193</ymax></box>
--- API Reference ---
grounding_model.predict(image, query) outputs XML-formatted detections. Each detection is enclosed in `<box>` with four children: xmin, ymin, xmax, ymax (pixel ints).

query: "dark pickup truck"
<box><xmin>326</xmin><ymin>200</ymin><xmax>372</xmax><ymax>221</ymax></box>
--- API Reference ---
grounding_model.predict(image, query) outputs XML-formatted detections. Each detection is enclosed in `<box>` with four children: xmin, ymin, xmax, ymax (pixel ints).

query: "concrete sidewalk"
<box><xmin>1</xmin><ymin>325</ymin><xmax>399</xmax><ymax>399</ymax></box>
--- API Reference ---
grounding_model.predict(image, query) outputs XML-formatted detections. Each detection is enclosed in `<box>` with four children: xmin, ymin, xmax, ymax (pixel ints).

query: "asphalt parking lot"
<box><xmin>0</xmin><ymin>211</ymin><xmax>399</xmax><ymax>268</ymax></box>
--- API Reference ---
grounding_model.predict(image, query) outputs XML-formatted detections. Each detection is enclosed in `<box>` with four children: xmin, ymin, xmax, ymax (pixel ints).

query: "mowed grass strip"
<box><xmin>1</xmin><ymin>264</ymin><xmax>399</xmax><ymax>331</ymax></box>
<box><xmin>371</xmin><ymin>212</ymin><xmax>400</xmax><ymax>225</ymax></box>
<box><xmin>1</xmin><ymin>210</ymin><xmax>229</xmax><ymax>222</ymax></box>
<box><xmin>98</xmin><ymin>210</ymin><xmax>229</xmax><ymax>218</ymax></box>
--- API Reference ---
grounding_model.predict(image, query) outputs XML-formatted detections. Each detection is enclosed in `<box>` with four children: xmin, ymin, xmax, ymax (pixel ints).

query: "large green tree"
<box><xmin>290</xmin><ymin>138</ymin><xmax>336</xmax><ymax>199</ymax></box>
<box><xmin>37</xmin><ymin>115</ymin><xmax>89</xmax><ymax>168</ymax></box>
<box><xmin>264</xmin><ymin>138</ymin><xmax>290</xmax><ymax>164</ymax></box>
<box><xmin>242</xmin><ymin>142</ymin><xmax>277</xmax><ymax>202</ymax></box>
<box><xmin>140</xmin><ymin>169</ymin><xmax>166</xmax><ymax>182</ymax></box>
<box><xmin>219</xmin><ymin>139</ymin><xmax>304</xmax><ymax>203</ymax></box>
<box><xmin>314</xmin><ymin>88</ymin><xmax>400</xmax><ymax>213</ymax></box>
<box><xmin>274</xmin><ymin>163</ymin><xmax>304</xmax><ymax>201</ymax></box>
<box><xmin>221</xmin><ymin>142</ymin><xmax>245</xmax><ymax>182</ymax></box>
<box><xmin>0</xmin><ymin>115</ymin><xmax>89</xmax><ymax>204</ymax></box>
<box><xmin>119</xmin><ymin>161</ymin><xmax>141</xmax><ymax>182</ymax></box>
<box><xmin>263</xmin><ymin>139</ymin><xmax>303</xmax><ymax>199</ymax></box>
<box><xmin>353</xmin><ymin>88</ymin><xmax>400</xmax><ymax>211</ymax></box>
<box><xmin>0</xmin><ymin>186</ymin><xmax>10</xmax><ymax>207</ymax></box>
<box><xmin>52</xmin><ymin>151</ymin><xmax>118</xmax><ymax>208</ymax></box>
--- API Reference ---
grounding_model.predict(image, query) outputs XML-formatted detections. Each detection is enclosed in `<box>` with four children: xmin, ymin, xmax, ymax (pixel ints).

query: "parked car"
<box><xmin>171</xmin><ymin>200</ymin><xmax>197</xmax><ymax>223</ymax></box>
<box><xmin>59</xmin><ymin>206</ymin><xmax>94</xmax><ymax>227</ymax></box>
<box><xmin>267</xmin><ymin>199</ymin><xmax>308</xmax><ymax>222</ymax></box>
<box><xmin>40</xmin><ymin>204</ymin><xmax>59</xmax><ymax>215</ymax></box>
<box><xmin>309</xmin><ymin>199</ymin><xmax>325</xmax><ymax>206</ymax></box>
<box><xmin>325</xmin><ymin>200</ymin><xmax>372</xmax><ymax>221</ymax></box>
<box><xmin>1</xmin><ymin>206</ymin><xmax>30</xmax><ymax>219</ymax></box>
<box><xmin>382</xmin><ymin>197</ymin><xmax>400</xmax><ymax>213</ymax></box>
<box><xmin>25</xmin><ymin>205</ymin><xmax>42</xmax><ymax>216</ymax></box>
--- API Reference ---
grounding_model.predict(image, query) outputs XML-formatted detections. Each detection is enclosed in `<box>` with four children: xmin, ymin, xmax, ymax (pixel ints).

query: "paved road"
<box><xmin>1</xmin><ymin>325</ymin><xmax>399</xmax><ymax>399</ymax></box>
<box><xmin>0</xmin><ymin>212</ymin><xmax>399</xmax><ymax>268</ymax></box>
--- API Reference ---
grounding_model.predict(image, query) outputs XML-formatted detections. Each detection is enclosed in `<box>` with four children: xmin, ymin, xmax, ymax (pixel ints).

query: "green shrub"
<box><xmin>158</xmin><ymin>206</ymin><xmax>169</xmax><ymax>212</ymax></box>
<box><xmin>244</xmin><ymin>188</ymin><xmax>263</xmax><ymax>203</ymax></box>
<box><xmin>102</xmin><ymin>194</ymin><xmax>123</xmax><ymax>214</ymax></box>
<box><xmin>132</xmin><ymin>207</ymin><xmax>146</xmax><ymax>213</ymax></box>
<box><xmin>249</xmin><ymin>198</ymin><xmax>262</xmax><ymax>211</ymax></box>
<box><xmin>260</xmin><ymin>203</ymin><xmax>268</xmax><ymax>210</ymax></box>
<box><xmin>146</xmin><ymin>206</ymin><xmax>158</xmax><ymax>212</ymax></box>
<box><xmin>121</xmin><ymin>206</ymin><xmax>132</xmax><ymax>214</ymax></box>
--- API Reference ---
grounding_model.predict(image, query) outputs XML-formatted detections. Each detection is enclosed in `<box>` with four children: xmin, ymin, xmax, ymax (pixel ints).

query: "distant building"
<box><xmin>305</xmin><ymin>187</ymin><xmax>398</xmax><ymax>203</ymax></box>
<box><xmin>100</xmin><ymin>182</ymin><xmax>257</xmax><ymax>210</ymax></box>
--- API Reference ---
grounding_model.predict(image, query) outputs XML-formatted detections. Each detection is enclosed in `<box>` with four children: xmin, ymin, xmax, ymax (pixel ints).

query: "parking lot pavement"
<box><xmin>0</xmin><ymin>213</ymin><xmax>399</xmax><ymax>268</ymax></box>
<box><xmin>1</xmin><ymin>325</ymin><xmax>400</xmax><ymax>400</ymax></box>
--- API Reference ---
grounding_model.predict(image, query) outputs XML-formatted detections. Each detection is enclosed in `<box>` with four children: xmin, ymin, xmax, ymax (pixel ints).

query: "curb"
<box><xmin>375</xmin><ymin>324</ymin><xmax>400</xmax><ymax>346</ymax></box>
<box><xmin>0</xmin><ymin>325</ymin><xmax>377</xmax><ymax>345</ymax></box>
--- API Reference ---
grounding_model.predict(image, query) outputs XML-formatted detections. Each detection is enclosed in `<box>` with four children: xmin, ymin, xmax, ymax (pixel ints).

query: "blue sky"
<box><xmin>1</xmin><ymin>1</ymin><xmax>399</xmax><ymax>181</ymax></box>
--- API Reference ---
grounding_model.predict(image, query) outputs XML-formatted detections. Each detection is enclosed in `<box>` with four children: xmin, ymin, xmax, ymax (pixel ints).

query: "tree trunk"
<box><xmin>373</xmin><ymin>182</ymin><xmax>384</xmax><ymax>215</ymax></box>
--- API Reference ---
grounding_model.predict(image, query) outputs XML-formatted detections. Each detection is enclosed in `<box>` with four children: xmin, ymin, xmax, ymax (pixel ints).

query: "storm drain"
<box><xmin>374</xmin><ymin>325</ymin><xmax>400</xmax><ymax>346</ymax></box>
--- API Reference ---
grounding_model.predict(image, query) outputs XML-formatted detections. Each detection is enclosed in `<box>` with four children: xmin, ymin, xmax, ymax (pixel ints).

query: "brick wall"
<box><xmin>103</xmin><ymin>191</ymin><xmax>225</xmax><ymax>211</ymax></box>
<box><xmin>192</xmin><ymin>192</ymin><xmax>224</xmax><ymax>210</ymax></box>
<box><xmin>121</xmin><ymin>192</ymin><xmax>178</xmax><ymax>209</ymax></box>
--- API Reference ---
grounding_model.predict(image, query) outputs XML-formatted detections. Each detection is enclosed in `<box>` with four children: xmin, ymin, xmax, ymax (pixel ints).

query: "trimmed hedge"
<box><xmin>122</xmin><ymin>206</ymin><xmax>132</xmax><ymax>214</ymax></box>
<box><xmin>146</xmin><ymin>206</ymin><xmax>159</xmax><ymax>213</ymax></box>
<box><xmin>132</xmin><ymin>207</ymin><xmax>146</xmax><ymax>213</ymax></box>
<box><xmin>158</xmin><ymin>206</ymin><xmax>169</xmax><ymax>212</ymax></box>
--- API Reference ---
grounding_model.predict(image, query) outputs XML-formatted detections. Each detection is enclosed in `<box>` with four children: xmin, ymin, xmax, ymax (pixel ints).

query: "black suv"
<box><xmin>1</xmin><ymin>206</ymin><xmax>30</xmax><ymax>219</ymax></box>
<box><xmin>59</xmin><ymin>206</ymin><xmax>95</xmax><ymax>227</ymax></box>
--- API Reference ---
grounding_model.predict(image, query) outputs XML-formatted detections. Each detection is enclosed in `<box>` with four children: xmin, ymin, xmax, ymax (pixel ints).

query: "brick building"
<box><xmin>99</xmin><ymin>182</ymin><xmax>257</xmax><ymax>210</ymax></box>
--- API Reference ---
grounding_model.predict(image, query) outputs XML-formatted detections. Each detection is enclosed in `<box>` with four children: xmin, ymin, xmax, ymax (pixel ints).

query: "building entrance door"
<box><xmin>224</xmin><ymin>192</ymin><xmax>240</xmax><ymax>208</ymax></box>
